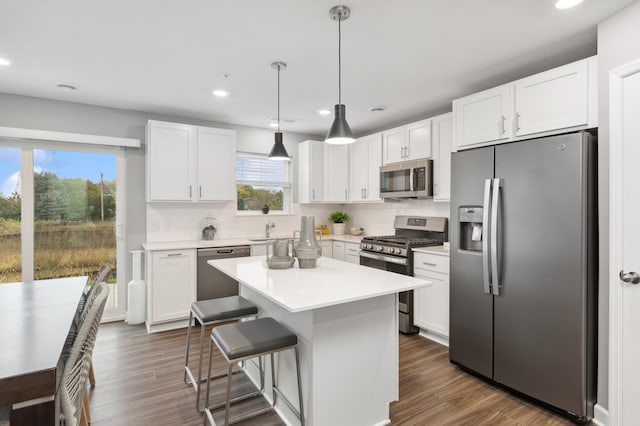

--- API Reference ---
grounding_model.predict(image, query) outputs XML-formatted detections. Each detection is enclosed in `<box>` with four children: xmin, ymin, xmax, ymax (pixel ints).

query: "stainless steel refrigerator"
<box><xmin>449</xmin><ymin>132</ymin><xmax>596</xmax><ymax>422</ymax></box>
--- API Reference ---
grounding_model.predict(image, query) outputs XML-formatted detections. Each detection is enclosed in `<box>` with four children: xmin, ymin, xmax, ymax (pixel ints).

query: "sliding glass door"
<box><xmin>0</xmin><ymin>142</ymin><xmax>126</xmax><ymax>319</ymax></box>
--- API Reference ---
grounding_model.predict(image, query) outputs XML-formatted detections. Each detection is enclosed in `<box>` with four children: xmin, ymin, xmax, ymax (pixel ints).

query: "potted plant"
<box><xmin>261</xmin><ymin>203</ymin><xmax>270</xmax><ymax>214</ymax></box>
<box><xmin>328</xmin><ymin>211</ymin><xmax>350</xmax><ymax>235</ymax></box>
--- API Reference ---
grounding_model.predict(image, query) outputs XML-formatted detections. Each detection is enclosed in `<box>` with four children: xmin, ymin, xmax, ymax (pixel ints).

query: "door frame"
<box><xmin>608</xmin><ymin>57</ymin><xmax>640</xmax><ymax>426</ymax></box>
<box><xmin>0</xmin><ymin>127</ymin><xmax>140</xmax><ymax>321</ymax></box>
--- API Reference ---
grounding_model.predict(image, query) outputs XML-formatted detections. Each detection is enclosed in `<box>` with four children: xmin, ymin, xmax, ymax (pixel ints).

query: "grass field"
<box><xmin>0</xmin><ymin>219</ymin><xmax>116</xmax><ymax>283</ymax></box>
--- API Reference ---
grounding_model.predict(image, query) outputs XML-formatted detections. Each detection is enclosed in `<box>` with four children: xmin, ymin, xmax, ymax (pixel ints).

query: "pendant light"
<box><xmin>268</xmin><ymin>61</ymin><xmax>291</xmax><ymax>161</ymax></box>
<box><xmin>326</xmin><ymin>5</ymin><xmax>355</xmax><ymax>145</ymax></box>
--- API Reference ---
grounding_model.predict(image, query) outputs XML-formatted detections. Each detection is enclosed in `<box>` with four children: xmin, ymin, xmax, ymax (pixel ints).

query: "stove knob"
<box><xmin>377</xmin><ymin>245</ymin><xmax>384</xmax><ymax>252</ymax></box>
<box><xmin>387</xmin><ymin>247</ymin><xmax>394</xmax><ymax>254</ymax></box>
<box><xmin>368</xmin><ymin>244</ymin><xmax>374</xmax><ymax>250</ymax></box>
<box><xmin>394</xmin><ymin>248</ymin><xmax>401</xmax><ymax>255</ymax></box>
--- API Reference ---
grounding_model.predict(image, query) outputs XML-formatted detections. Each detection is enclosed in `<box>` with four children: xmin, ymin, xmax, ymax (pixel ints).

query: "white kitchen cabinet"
<box><xmin>323</xmin><ymin>144</ymin><xmax>350</xmax><ymax>203</ymax></box>
<box><xmin>251</xmin><ymin>243</ymin><xmax>267</xmax><ymax>257</ymax></box>
<box><xmin>344</xmin><ymin>242</ymin><xmax>360</xmax><ymax>264</ymax></box>
<box><xmin>319</xmin><ymin>240</ymin><xmax>332</xmax><ymax>258</ymax></box>
<box><xmin>298</xmin><ymin>140</ymin><xmax>324</xmax><ymax>203</ymax></box>
<box><xmin>146</xmin><ymin>120</ymin><xmax>236</xmax><ymax>202</ymax></box>
<box><xmin>513</xmin><ymin>58</ymin><xmax>590</xmax><ymax>138</ymax></box>
<box><xmin>349</xmin><ymin>133</ymin><xmax>382</xmax><ymax>202</ymax></box>
<box><xmin>453</xmin><ymin>84</ymin><xmax>513</xmax><ymax>150</ymax></box>
<box><xmin>146</xmin><ymin>249</ymin><xmax>196</xmax><ymax>326</ymax></box>
<box><xmin>147</xmin><ymin>121</ymin><xmax>195</xmax><ymax>201</ymax></box>
<box><xmin>332</xmin><ymin>241</ymin><xmax>345</xmax><ymax>261</ymax></box>
<box><xmin>431</xmin><ymin>113</ymin><xmax>453</xmax><ymax>203</ymax></box>
<box><xmin>196</xmin><ymin>127</ymin><xmax>236</xmax><ymax>201</ymax></box>
<box><xmin>382</xmin><ymin>119</ymin><xmax>432</xmax><ymax>165</ymax></box>
<box><xmin>453</xmin><ymin>56</ymin><xmax>597</xmax><ymax>151</ymax></box>
<box><xmin>413</xmin><ymin>251</ymin><xmax>449</xmax><ymax>339</ymax></box>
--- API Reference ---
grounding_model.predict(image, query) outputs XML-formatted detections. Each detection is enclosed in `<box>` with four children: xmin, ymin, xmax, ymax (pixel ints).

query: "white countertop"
<box><xmin>412</xmin><ymin>246</ymin><xmax>450</xmax><ymax>256</ymax></box>
<box><xmin>208</xmin><ymin>256</ymin><xmax>430</xmax><ymax>313</ymax></box>
<box><xmin>143</xmin><ymin>234</ymin><xmax>365</xmax><ymax>251</ymax></box>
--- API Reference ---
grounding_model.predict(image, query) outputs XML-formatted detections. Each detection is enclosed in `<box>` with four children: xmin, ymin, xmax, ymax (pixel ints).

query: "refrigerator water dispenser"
<box><xmin>459</xmin><ymin>207</ymin><xmax>483</xmax><ymax>252</ymax></box>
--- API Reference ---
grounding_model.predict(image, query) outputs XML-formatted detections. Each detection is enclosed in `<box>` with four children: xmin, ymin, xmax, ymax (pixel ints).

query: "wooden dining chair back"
<box><xmin>59</xmin><ymin>282</ymin><xmax>109</xmax><ymax>426</ymax></box>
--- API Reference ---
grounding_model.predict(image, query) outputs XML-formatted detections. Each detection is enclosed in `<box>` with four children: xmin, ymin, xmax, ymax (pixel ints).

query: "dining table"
<box><xmin>0</xmin><ymin>276</ymin><xmax>88</xmax><ymax>425</ymax></box>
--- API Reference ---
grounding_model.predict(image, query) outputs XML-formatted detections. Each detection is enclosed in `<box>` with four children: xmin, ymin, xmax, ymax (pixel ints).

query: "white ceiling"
<box><xmin>0</xmin><ymin>0</ymin><xmax>634</xmax><ymax>137</ymax></box>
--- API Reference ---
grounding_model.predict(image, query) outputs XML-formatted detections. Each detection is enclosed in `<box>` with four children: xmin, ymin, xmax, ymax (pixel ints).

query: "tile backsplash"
<box><xmin>146</xmin><ymin>200</ymin><xmax>450</xmax><ymax>243</ymax></box>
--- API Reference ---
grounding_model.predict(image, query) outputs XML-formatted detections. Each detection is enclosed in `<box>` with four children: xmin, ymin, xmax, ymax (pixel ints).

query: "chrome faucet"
<box><xmin>266</xmin><ymin>221</ymin><xmax>275</xmax><ymax>238</ymax></box>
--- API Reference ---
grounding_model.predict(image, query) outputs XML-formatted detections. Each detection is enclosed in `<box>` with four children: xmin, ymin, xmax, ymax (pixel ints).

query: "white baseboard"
<box><xmin>418</xmin><ymin>328</ymin><xmax>449</xmax><ymax>347</ymax></box>
<box><xmin>593</xmin><ymin>404</ymin><xmax>609</xmax><ymax>426</ymax></box>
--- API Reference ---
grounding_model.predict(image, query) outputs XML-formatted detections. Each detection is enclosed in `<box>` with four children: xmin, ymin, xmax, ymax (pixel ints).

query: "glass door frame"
<box><xmin>1</xmin><ymin>139</ymin><xmax>127</xmax><ymax>321</ymax></box>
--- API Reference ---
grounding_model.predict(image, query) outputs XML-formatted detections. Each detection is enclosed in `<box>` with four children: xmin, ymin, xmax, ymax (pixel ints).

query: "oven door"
<box><xmin>359</xmin><ymin>251</ymin><xmax>419</xmax><ymax>334</ymax></box>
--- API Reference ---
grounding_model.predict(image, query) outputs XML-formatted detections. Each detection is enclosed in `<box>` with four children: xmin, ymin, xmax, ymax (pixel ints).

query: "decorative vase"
<box><xmin>332</xmin><ymin>223</ymin><xmax>346</xmax><ymax>235</ymax></box>
<box><xmin>293</xmin><ymin>216</ymin><xmax>322</xmax><ymax>269</ymax></box>
<box><xmin>261</xmin><ymin>206</ymin><xmax>270</xmax><ymax>214</ymax></box>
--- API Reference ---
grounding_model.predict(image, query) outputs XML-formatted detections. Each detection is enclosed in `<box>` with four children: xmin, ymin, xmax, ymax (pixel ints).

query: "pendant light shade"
<box><xmin>326</xmin><ymin>5</ymin><xmax>355</xmax><ymax>145</ymax></box>
<box><xmin>268</xmin><ymin>61</ymin><xmax>291</xmax><ymax>161</ymax></box>
<box><xmin>269</xmin><ymin>132</ymin><xmax>290</xmax><ymax>160</ymax></box>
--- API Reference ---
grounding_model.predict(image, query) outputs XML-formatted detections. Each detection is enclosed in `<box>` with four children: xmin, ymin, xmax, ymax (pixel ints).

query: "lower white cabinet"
<box><xmin>332</xmin><ymin>241</ymin><xmax>360</xmax><ymax>264</ymax></box>
<box><xmin>251</xmin><ymin>243</ymin><xmax>267</xmax><ymax>257</ymax></box>
<box><xmin>332</xmin><ymin>241</ymin><xmax>346</xmax><ymax>261</ymax></box>
<box><xmin>319</xmin><ymin>240</ymin><xmax>333</xmax><ymax>258</ymax></box>
<box><xmin>344</xmin><ymin>242</ymin><xmax>360</xmax><ymax>264</ymax></box>
<box><xmin>146</xmin><ymin>249</ymin><xmax>196</xmax><ymax>326</ymax></box>
<box><xmin>413</xmin><ymin>251</ymin><xmax>450</xmax><ymax>339</ymax></box>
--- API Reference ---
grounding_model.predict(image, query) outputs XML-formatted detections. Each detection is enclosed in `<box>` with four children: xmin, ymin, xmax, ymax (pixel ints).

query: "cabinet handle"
<box><xmin>405</xmin><ymin>145</ymin><xmax>410</xmax><ymax>158</ymax></box>
<box><xmin>312</xmin><ymin>189</ymin><xmax>315</xmax><ymax>200</ymax></box>
<box><xmin>345</xmin><ymin>189</ymin><xmax>348</xmax><ymax>200</ymax></box>
<box><xmin>167</xmin><ymin>253</ymin><xmax>183</xmax><ymax>257</ymax></box>
<box><xmin>422</xmin><ymin>261</ymin><xmax>437</xmax><ymax>267</ymax></box>
<box><xmin>514</xmin><ymin>112</ymin><xmax>520</xmax><ymax>134</ymax></box>
<box><xmin>434</xmin><ymin>183</ymin><xmax>438</xmax><ymax>195</ymax></box>
<box><xmin>498</xmin><ymin>115</ymin><xmax>506</xmax><ymax>136</ymax></box>
<box><xmin>199</xmin><ymin>185</ymin><xmax>202</xmax><ymax>198</ymax></box>
<box><xmin>400</xmin><ymin>146</ymin><xmax>405</xmax><ymax>158</ymax></box>
<box><xmin>189</xmin><ymin>185</ymin><xmax>192</xmax><ymax>198</ymax></box>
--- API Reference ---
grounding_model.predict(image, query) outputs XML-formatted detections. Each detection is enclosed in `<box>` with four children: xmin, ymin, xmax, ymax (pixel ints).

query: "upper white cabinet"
<box><xmin>431</xmin><ymin>113</ymin><xmax>453</xmax><ymax>203</ymax></box>
<box><xmin>453</xmin><ymin>84</ymin><xmax>513</xmax><ymax>150</ymax></box>
<box><xmin>298</xmin><ymin>140</ymin><xmax>324</xmax><ymax>203</ymax></box>
<box><xmin>349</xmin><ymin>133</ymin><xmax>382</xmax><ymax>202</ymax></box>
<box><xmin>146</xmin><ymin>120</ymin><xmax>236</xmax><ymax>202</ymax></box>
<box><xmin>323</xmin><ymin>144</ymin><xmax>350</xmax><ymax>203</ymax></box>
<box><xmin>382</xmin><ymin>119</ymin><xmax>432</xmax><ymax>165</ymax></box>
<box><xmin>453</xmin><ymin>56</ymin><xmax>597</xmax><ymax>151</ymax></box>
<box><xmin>147</xmin><ymin>121</ymin><xmax>195</xmax><ymax>201</ymax></box>
<box><xmin>514</xmin><ymin>59</ymin><xmax>589</xmax><ymax>137</ymax></box>
<box><xmin>196</xmin><ymin>127</ymin><xmax>236</xmax><ymax>201</ymax></box>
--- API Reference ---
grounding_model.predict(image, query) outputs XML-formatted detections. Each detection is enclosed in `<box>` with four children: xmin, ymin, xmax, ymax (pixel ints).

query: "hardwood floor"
<box><xmin>89</xmin><ymin>322</ymin><xmax>578</xmax><ymax>425</ymax></box>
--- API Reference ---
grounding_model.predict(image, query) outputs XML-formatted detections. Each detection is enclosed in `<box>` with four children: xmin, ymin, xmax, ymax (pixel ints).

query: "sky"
<box><xmin>0</xmin><ymin>147</ymin><xmax>115</xmax><ymax>196</ymax></box>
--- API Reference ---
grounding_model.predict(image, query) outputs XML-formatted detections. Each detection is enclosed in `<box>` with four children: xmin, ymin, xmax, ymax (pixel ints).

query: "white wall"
<box><xmin>595</xmin><ymin>0</ymin><xmax>640</xmax><ymax>409</ymax></box>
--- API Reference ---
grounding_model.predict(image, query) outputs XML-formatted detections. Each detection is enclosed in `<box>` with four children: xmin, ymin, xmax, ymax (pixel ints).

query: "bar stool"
<box><xmin>184</xmin><ymin>296</ymin><xmax>258</xmax><ymax>411</ymax></box>
<box><xmin>203</xmin><ymin>317</ymin><xmax>304</xmax><ymax>426</ymax></box>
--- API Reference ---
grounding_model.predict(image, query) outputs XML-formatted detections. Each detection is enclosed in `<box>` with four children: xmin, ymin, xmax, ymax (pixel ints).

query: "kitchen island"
<box><xmin>208</xmin><ymin>256</ymin><xmax>430</xmax><ymax>426</ymax></box>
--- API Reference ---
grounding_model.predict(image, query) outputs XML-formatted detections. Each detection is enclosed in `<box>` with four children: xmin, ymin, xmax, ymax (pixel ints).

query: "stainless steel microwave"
<box><xmin>379</xmin><ymin>159</ymin><xmax>433</xmax><ymax>199</ymax></box>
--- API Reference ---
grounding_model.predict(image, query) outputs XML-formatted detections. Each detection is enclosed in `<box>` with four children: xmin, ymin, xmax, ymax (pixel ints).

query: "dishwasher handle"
<box><xmin>198</xmin><ymin>246</ymin><xmax>251</xmax><ymax>258</ymax></box>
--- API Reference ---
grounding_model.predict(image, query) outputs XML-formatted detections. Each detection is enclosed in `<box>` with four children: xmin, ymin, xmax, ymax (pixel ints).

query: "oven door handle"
<box><xmin>359</xmin><ymin>251</ymin><xmax>408</xmax><ymax>266</ymax></box>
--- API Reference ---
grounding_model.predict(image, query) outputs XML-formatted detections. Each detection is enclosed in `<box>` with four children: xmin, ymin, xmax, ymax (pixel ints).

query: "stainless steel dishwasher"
<box><xmin>196</xmin><ymin>245</ymin><xmax>251</xmax><ymax>301</ymax></box>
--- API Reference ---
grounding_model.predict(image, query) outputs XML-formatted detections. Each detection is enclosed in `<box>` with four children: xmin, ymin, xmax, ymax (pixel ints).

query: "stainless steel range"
<box><xmin>360</xmin><ymin>216</ymin><xmax>448</xmax><ymax>334</ymax></box>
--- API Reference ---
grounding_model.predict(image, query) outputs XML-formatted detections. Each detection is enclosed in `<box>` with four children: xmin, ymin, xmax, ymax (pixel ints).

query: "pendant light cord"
<box><xmin>338</xmin><ymin>17</ymin><xmax>342</xmax><ymax>105</ymax></box>
<box><xmin>277</xmin><ymin>64</ymin><xmax>281</xmax><ymax>132</ymax></box>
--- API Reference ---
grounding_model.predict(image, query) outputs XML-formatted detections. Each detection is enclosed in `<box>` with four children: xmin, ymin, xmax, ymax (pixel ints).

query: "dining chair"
<box><xmin>59</xmin><ymin>282</ymin><xmax>109</xmax><ymax>426</ymax></box>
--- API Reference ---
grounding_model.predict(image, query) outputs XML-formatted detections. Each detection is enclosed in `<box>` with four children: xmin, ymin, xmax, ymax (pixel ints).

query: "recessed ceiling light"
<box><xmin>555</xmin><ymin>0</ymin><xmax>584</xmax><ymax>9</ymax></box>
<box><xmin>56</xmin><ymin>82</ymin><xmax>78</xmax><ymax>91</ymax></box>
<box><xmin>213</xmin><ymin>90</ymin><xmax>229</xmax><ymax>97</ymax></box>
<box><xmin>269</xmin><ymin>122</ymin><xmax>279</xmax><ymax>128</ymax></box>
<box><xmin>318</xmin><ymin>109</ymin><xmax>331</xmax><ymax>116</ymax></box>
<box><xmin>368</xmin><ymin>106</ymin><xmax>386</xmax><ymax>113</ymax></box>
<box><xmin>0</xmin><ymin>57</ymin><xmax>11</xmax><ymax>66</ymax></box>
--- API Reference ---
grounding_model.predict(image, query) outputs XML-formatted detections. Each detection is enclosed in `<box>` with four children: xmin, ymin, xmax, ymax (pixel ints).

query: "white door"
<box><xmin>453</xmin><ymin>84</ymin><xmax>513</xmax><ymax>150</ymax></box>
<box><xmin>323</xmin><ymin>144</ymin><xmax>349</xmax><ymax>202</ymax></box>
<box><xmin>609</xmin><ymin>58</ymin><xmax>640</xmax><ymax>426</ymax></box>
<box><xmin>197</xmin><ymin>126</ymin><xmax>236</xmax><ymax>201</ymax></box>
<box><xmin>405</xmin><ymin>118</ymin><xmax>431</xmax><ymax>160</ymax></box>
<box><xmin>349</xmin><ymin>137</ymin><xmax>368</xmax><ymax>202</ymax></box>
<box><xmin>382</xmin><ymin>126</ymin><xmax>405</xmax><ymax>164</ymax></box>
<box><xmin>514</xmin><ymin>59</ymin><xmax>588</xmax><ymax>137</ymax></box>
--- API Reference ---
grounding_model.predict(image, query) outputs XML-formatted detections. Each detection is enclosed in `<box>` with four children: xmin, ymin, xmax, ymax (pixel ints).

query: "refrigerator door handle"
<box><xmin>491</xmin><ymin>178</ymin><xmax>501</xmax><ymax>296</ymax></box>
<box><xmin>482</xmin><ymin>179</ymin><xmax>492</xmax><ymax>294</ymax></box>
